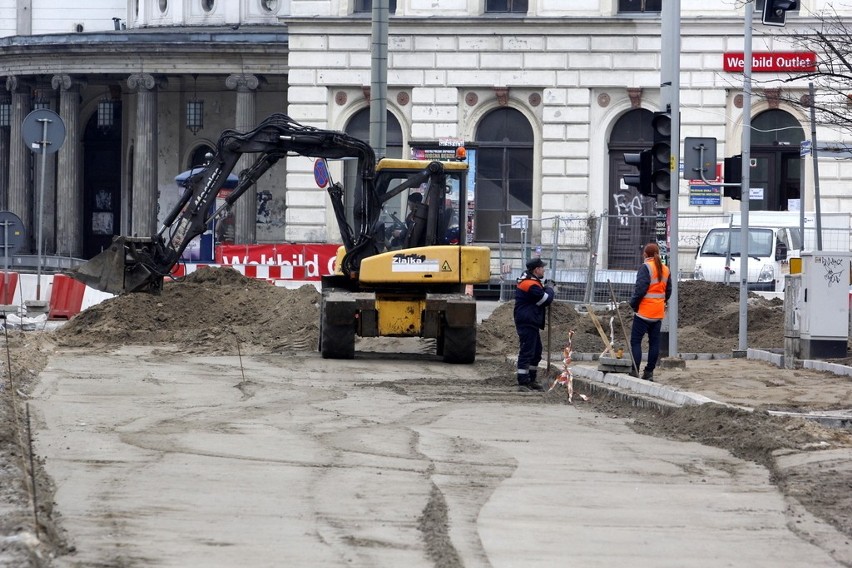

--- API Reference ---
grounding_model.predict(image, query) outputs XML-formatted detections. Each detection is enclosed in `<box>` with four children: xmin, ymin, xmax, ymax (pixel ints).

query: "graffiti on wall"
<box><xmin>612</xmin><ymin>190</ymin><xmax>644</xmax><ymax>225</ymax></box>
<box><xmin>817</xmin><ymin>255</ymin><xmax>845</xmax><ymax>286</ymax></box>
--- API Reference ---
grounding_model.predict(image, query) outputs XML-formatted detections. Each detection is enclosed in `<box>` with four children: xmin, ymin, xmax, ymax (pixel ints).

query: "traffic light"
<box><xmin>650</xmin><ymin>111</ymin><xmax>672</xmax><ymax>198</ymax></box>
<box><xmin>723</xmin><ymin>155</ymin><xmax>742</xmax><ymax>200</ymax></box>
<box><xmin>762</xmin><ymin>0</ymin><xmax>798</xmax><ymax>27</ymax></box>
<box><xmin>623</xmin><ymin>150</ymin><xmax>652</xmax><ymax>196</ymax></box>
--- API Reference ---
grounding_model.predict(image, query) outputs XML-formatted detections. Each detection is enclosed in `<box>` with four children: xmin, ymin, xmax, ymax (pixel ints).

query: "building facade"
<box><xmin>0</xmin><ymin>0</ymin><xmax>849</xmax><ymax>272</ymax></box>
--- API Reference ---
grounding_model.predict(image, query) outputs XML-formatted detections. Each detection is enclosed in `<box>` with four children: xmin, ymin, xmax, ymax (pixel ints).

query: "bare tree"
<box><xmin>777</xmin><ymin>5</ymin><xmax>852</xmax><ymax>141</ymax></box>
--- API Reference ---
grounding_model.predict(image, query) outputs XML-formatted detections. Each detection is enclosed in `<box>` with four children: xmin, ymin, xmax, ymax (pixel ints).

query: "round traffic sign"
<box><xmin>314</xmin><ymin>159</ymin><xmax>330</xmax><ymax>188</ymax></box>
<box><xmin>21</xmin><ymin>109</ymin><xmax>66</xmax><ymax>155</ymax></box>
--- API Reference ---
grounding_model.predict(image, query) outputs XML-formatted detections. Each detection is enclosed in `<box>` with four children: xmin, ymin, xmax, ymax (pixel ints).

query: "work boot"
<box><xmin>641</xmin><ymin>369</ymin><xmax>654</xmax><ymax>382</ymax></box>
<box><xmin>517</xmin><ymin>381</ymin><xmax>544</xmax><ymax>392</ymax></box>
<box><xmin>629</xmin><ymin>368</ymin><xmax>639</xmax><ymax>378</ymax></box>
<box><xmin>527</xmin><ymin>369</ymin><xmax>544</xmax><ymax>390</ymax></box>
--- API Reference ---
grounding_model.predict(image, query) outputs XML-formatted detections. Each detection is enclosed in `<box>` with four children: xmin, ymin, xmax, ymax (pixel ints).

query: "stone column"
<box><xmin>52</xmin><ymin>74</ymin><xmax>85</xmax><ymax>257</ymax></box>
<box><xmin>128</xmin><ymin>73</ymin><xmax>158</xmax><ymax>237</ymax></box>
<box><xmin>32</xmin><ymin>82</ymin><xmax>57</xmax><ymax>255</ymax></box>
<box><xmin>6</xmin><ymin>76</ymin><xmax>32</xmax><ymax>251</ymax></box>
<box><xmin>226</xmin><ymin>73</ymin><xmax>259</xmax><ymax>244</ymax></box>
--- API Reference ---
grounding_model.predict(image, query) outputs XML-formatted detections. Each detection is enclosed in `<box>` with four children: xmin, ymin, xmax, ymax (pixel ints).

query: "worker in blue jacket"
<box><xmin>514</xmin><ymin>257</ymin><xmax>556</xmax><ymax>392</ymax></box>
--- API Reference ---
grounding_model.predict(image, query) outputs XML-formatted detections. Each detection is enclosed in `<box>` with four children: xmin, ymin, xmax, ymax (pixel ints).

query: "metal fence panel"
<box><xmin>493</xmin><ymin>212</ymin><xmax>852</xmax><ymax>305</ymax></box>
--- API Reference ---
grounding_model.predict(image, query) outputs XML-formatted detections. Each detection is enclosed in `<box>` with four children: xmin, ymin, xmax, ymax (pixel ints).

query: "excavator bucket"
<box><xmin>69</xmin><ymin>236</ymin><xmax>163</xmax><ymax>295</ymax></box>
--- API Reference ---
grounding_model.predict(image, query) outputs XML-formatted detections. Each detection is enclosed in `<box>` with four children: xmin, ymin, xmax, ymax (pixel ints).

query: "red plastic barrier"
<box><xmin>0</xmin><ymin>272</ymin><xmax>18</xmax><ymax>304</ymax></box>
<box><xmin>49</xmin><ymin>274</ymin><xmax>87</xmax><ymax>319</ymax></box>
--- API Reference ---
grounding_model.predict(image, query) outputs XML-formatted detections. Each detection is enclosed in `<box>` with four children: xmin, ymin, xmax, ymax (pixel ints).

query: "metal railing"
<box><xmin>1</xmin><ymin>255</ymin><xmax>85</xmax><ymax>273</ymax></box>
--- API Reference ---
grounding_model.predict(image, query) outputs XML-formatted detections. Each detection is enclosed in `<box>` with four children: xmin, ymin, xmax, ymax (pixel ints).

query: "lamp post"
<box><xmin>661</xmin><ymin>0</ymin><xmax>681</xmax><ymax>357</ymax></box>
<box><xmin>737</xmin><ymin>2</ymin><xmax>754</xmax><ymax>353</ymax></box>
<box><xmin>370</xmin><ymin>0</ymin><xmax>388</xmax><ymax>159</ymax></box>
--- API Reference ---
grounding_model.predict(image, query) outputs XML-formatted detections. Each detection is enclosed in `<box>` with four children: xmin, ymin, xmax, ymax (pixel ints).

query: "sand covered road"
<box><xmin>2</xmin><ymin>268</ymin><xmax>851</xmax><ymax>566</ymax></box>
<box><xmin>27</xmin><ymin>346</ymin><xmax>851</xmax><ymax>567</ymax></box>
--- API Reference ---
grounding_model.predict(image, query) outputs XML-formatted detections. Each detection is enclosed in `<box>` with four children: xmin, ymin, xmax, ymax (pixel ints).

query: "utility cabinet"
<box><xmin>798</xmin><ymin>251</ymin><xmax>851</xmax><ymax>359</ymax></box>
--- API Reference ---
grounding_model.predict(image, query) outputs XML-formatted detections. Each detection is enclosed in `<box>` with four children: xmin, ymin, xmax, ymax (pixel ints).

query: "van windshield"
<box><xmin>699</xmin><ymin>227</ymin><xmax>774</xmax><ymax>257</ymax></box>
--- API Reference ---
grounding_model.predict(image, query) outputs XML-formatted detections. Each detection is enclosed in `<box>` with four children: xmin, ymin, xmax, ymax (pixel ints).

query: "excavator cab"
<box><xmin>372</xmin><ymin>158</ymin><xmax>465</xmax><ymax>251</ymax></box>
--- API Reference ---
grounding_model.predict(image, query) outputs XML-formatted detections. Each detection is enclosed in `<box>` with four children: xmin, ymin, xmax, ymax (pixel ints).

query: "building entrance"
<box><xmin>749</xmin><ymin>109</ymin><xmax>804</xmax><ymax>211</ymax></box>
<box><xmin>82</xmin><ymin>103</ymin><xmax>122</xmax><ymax>259</ymax></box>
<box><xmin>607</xmin><ymin>108</ymin><xmax>657</xmax><ymax>270</ymax></box>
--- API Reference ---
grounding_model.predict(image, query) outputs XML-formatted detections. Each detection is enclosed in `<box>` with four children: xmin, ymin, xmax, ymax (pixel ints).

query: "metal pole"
<box><xmin>738</xmin><ymin>3</ymin><xmax>753</xmax><ymax>352</ymax></box>
<box><xmin>36</xmin><ymin>117</ymin><xmax>50</xmax><ymax>302</ymax></box>
<box><xmin>662</xmin><ymin>0</ymin><xmax>681</xmax><ymax>357</ymax></box>
<box><xmin>3</xmin><ymin>221</ymin><xmax>8</xmax><ymax>308</ymax></box>
<box><xmin>808</xmin><ymin>82</ymin><xmax>823</xmax><ymax>251</ymax></box>
<box><xmin>369</xmin><ymin>0</ymin><xmax>388</xmax><ymax>159</ymax></box>
<box><xmin>800</xmin><ymin>111</ymin><xmax>806</xmax><ymax>244</ymax></box>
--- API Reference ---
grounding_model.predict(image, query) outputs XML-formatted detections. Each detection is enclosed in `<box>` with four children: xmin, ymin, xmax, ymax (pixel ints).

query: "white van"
<box><xmin>694</xmin><ymin>211</ymin><xmax>852</xmax><ymax>293</ymax></box>
<box><xmin>693</xmin><ymin>223</ymin><xmax>799</xmax><ymax>292</ymax></box>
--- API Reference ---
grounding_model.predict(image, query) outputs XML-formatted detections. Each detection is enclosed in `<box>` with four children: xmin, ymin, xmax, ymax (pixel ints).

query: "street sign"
<box><xmin>21</xmin><ymin>109</ymin><xmax>66</xmax><ymax>154</ymax></box>
<box><xmin>800</xmin><ymin>139</ymin><xmax>812</xmax><ymax>157</ymax></box>
<box><xmin>313</xmin><ymin>159</ymin><xmax>330</xmax><ymax>188</ymax></box>
<box><xmin>21</xmin><ymin>109</ymin><xmax>67</xmax><ymax>300</ymax></box>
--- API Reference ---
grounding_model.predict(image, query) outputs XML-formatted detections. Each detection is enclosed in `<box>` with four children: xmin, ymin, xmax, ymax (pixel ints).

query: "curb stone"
<box><xmin>558</xmin><ymin>350</ymin><xmax>852</xmax><ymax>427</ymax></box>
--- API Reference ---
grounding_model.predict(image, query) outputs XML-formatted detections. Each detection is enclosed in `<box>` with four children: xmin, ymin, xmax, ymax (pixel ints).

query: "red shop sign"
<box><xmin>723</xmin><ymin>51</ymin><xmax>816</xmax><ymax>72</ymax></box>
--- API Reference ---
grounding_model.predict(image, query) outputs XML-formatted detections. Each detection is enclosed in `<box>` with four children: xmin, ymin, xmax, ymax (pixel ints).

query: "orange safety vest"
<box><xmin>637</xmin><ymin>259</ymin><xmax>670</xmax><ymax>321</ymax></box>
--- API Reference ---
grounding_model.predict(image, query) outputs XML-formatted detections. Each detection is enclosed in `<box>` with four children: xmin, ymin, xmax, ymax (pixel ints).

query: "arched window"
<box><xmin>187</xmin><ymin>144</ymin><xmax>215</xmax><ymax>169</ymax></box>
<box><xmin>751</xmin><ymin>110</ymin><xmax>804</xmax><ymax>146</ymax></box>
<box><xmin>343</xmin><ymin>109</ymin><xmax>403</xmax><ymax>231</ymax></box>
<box><xmin>473</xmin><ymin>107</ymin><xmax>534</xmax><ymax>242</ymax></box>
<box><xmin>345</xmin><ymin>108</ymin><xmax>403</xmax><ymax>157</ymax></box>
<box><xmin>749</xmin><ymin>109</ymin><xmax>804</xmax><ymax>211</ymax></box>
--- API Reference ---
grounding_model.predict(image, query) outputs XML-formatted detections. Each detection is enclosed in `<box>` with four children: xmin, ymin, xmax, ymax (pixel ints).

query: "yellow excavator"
<box><xmin>70</xmin><ymin>113</ymin><xmax>490</xmax><ymax>363</ymax></box>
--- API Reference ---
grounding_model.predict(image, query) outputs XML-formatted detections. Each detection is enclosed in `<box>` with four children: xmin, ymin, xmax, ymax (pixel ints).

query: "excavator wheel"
<box><xmin>440</xmin><ymin>324</ymin><xmax>476</xmax><ymax>364</ymax></box>
<box><xmin>320</xmin><ymin>295</ymin><xmax>356</xmax><ymax>359</ymax></box>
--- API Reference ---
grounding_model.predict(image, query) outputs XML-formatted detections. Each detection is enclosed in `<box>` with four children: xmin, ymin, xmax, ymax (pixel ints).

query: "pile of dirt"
<box><xmin>52</xmin><ymin>269</ymin><xmax>809</xmax><ymax>357</ymax></box>
<box><xmin>55</xmin><ymin>267</ymin><xmax>322</xmax><ymax>355</ymax></box>
<box><xmin>477</xmin><ymin>279</ymin><xmax>788</xmax><ymax>356</ymax></box>
<box><xmin>51</xmin><ymin>268</ymin><xmax>849</xmax><ymax>359</ymax></box>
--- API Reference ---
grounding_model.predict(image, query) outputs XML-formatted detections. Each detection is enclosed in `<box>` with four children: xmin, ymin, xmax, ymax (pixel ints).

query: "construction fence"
<box><xmin>493</xmin><ymin>211</ymin><xmax>852</xmax><ymax>304</ymax></box>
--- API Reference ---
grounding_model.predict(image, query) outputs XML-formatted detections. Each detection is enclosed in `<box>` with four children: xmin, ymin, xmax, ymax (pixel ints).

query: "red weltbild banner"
<box><xmin>215</xmin><ymin>243</ymin><xmax>341</xmax><ymax>281</ymax></box>
<box><xmin>723</xmin><ymin>51</ymin><xmax>816</xmax><ymax>73</ymax></box>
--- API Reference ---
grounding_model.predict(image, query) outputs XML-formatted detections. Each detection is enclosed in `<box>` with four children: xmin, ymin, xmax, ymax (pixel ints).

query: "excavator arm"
<box><xmin>71</xmin><ymin>113</ymin><xmax>378</xmax><ymax>294</ymax></box>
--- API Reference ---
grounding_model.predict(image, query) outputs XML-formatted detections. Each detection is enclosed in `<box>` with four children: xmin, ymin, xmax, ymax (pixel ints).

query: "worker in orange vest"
<box><xmin>628</xmin><ymin>242</ymin><xmax>672</xmax><ymax>382</ymax></box>
<box><xmin>514</xmin><ymin>257</ymin><xmax>556</xmax><ymax>391</ymax></box>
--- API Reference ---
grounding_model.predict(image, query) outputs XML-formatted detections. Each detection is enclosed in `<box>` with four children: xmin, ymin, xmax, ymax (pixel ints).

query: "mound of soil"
<box><xmin>55</xmin><ymin>267</ymin><xmax>321</xmax><ymax>354</ymax></box>
<box><xmin>51</xmin><ymin>268</ymin><xmax>845</xmax><ymax>359</ymax></box>
<box><xmin>477</xmin><ymin>279</ymin><xmax>788</xmax><ymax>356</ymax></box>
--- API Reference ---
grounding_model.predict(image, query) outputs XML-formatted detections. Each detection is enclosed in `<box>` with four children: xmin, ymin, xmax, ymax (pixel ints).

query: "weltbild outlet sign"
<box><xmin>723</xmin><ymin>51</ymin><xmax>816</xmax><ymax>72</ymax></box>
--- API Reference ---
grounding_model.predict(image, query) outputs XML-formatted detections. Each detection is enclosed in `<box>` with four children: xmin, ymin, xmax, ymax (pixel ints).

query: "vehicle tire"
<box><xmin>441</xmin><ymin>325</ymin><xmax>476</xmax><ymax>364</ymax></box>
<box><xmin>320</xmin><ymin>299</ymin><xmax>355</xmax><ymax>359</ymax></box>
